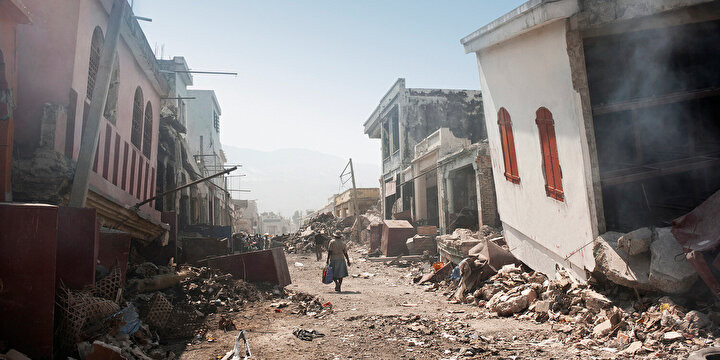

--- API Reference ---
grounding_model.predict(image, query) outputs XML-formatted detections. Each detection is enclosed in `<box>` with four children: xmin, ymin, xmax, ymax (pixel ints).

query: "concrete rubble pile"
<box><xmin>51</xmin><ymin>262</ymin><xmax>287</xmax><ymax>360</ymax></box>
<box><xmin>279</xmin><ymin>210</ymin><xmax>382</xmax><ymax>253</ymax></box>
<box><xmin>418</xmin><ymin>261</ymin><xmax>720</xmax><ymax>357</ymax></box>
<box><xmin>594</xmin><ymin>226</ymin><xmax>699</xmax><ymax>294</ymax></box>
<box><xmin>436</xmin><ymin>226</ymin><xmax>503</xmax><ymax>264</ymax></box>
<box><xmin>278</xmin><ymin>212</ymin><xmax>339</xmax><ymax>253</ymax></box>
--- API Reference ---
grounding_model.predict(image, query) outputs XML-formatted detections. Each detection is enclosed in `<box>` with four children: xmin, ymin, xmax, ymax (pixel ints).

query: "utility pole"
<box><xmin>341</xmin><ymin>158</ymin><xmax>361</xmax><ymax>242</ymax></box>
<box><xmin>69</xmin><ymin>0</ymin><xmax>126</xmax><ymax>207</ymax></box>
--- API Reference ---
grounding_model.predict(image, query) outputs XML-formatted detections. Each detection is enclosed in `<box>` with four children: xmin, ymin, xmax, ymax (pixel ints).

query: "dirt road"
<box><xmin>175</xmin><ymin>249</ymin><xmax>610</xmax><ymax>359</ymax></box>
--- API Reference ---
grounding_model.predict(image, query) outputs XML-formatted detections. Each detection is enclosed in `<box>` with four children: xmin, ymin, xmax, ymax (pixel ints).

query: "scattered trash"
<box><xmin>400</xmin><ymin>302</ymin><xmax>419</xmax><ymax>307</ymax></box>
<box><xmin>352</xmin><ymin>272</ymin><xmax>375</xmax><ymax>278</ymax></box>
<box><xmin>293</xmin><ymin>328</ymin><xmax>325</xmax><ymax>341</ymax></box>
<box><xmin>219</xmin><ymin>314</ymin><xmax>236</xmax><ymax>331</ymax></box>
<box><xmin>220</xmin><ymin>330</ymin><xmax>251</xmax><ymax>360</ymax></box>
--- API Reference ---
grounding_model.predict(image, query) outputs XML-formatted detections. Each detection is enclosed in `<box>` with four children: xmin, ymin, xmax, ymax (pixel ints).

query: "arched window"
<box><xmin>498</xmin><ymin>108</ymin><xmax>520</xmax><ymax>184</ymax></box>
<box><xmin>131</xmin><ymin>87</ymin><xmax>143</xmax><ymax>148</ymax></box>
<box><xmin>535</xmin><ymin>107</ymin><xmax>563</xmax><ymax>201</ymax></box>
<box><xmin>87</xmin><ymin>27</ymin><xmax>104</xmax><ymax>100</ymax></box>
<box><xmin>104</xmin><ymin>53</ymin><xmax>119</xmax><ymax>124</ymax></box>
<box><xmin>142</xmin><ymin>101</ymin><xmax>153</xmax><ymax>157</ymax></box>
<box><xmin>0</xmin><ymin>49</ymin><xmax>9</xmax><ymax>120</ymax></box>
<box><xmin>0</xmin><ymin>49</ymin><xmax>7</xmax><ymax>89</ymax></box>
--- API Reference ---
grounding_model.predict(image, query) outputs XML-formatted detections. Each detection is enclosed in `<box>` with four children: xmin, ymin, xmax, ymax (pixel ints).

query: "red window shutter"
<box><xmin>536</xmin><ymin>108</ymin><xmax>563</xmax><ymax>201</ymax></box>
<box><xmin>506</xmin><ymin>123</ymin><xmax>519</xmax><ymax>182</ymax></box>
<box><xmin>499</xmin><ymin>123</ymin><xmax>512</xmax><ymax>177</ymax></box>
<box><xmin>498</xmin><ymin>108</ymin><xmax>520</xmax><ymax>184</ymax></box>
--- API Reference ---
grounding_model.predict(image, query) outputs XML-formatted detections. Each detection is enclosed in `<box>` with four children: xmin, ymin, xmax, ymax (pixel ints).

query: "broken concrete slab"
<box><xmin>663</xmin><ymin>331</ymin><xmax>683</xmax><ymax>342</ymax></box>
<box><xmin>532</xmin><ymin>299</ymin><xmax>552</xmax><ymax>313</ymax></box>
<box><xmin>618</xmin><ymin>341</ymin><xmax>642</xmax><ymax>355</ymax></box>
<box><xmin>488</xmin><ymin>286</ymin><xmax>537</xmax><ymax>316</ymax></box>
<box><xmin>581</xmin><ymin>289</ymin><xmax>612</xmax><ymax>312</ymax></box>
<box><xmin>649</xmin><ymin>227</ymin><xmax>698</xmax><ymax>294</ymax></box>
<box><xmin>594</xmin><ymin>232</ymin><xmax>654</xmax><ymax>291</ymax></box>
<box><xmin>593</xmin><ymin>319</ymin><xmax>613</xmax><ymax>337</ymax></box>
<box><xmin>617</xmin><ymin>227</ymin><xmax>652</xmax><ymax>256</ymax></box>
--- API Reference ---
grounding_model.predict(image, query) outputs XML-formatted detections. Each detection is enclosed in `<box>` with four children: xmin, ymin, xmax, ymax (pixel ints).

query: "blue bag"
<box><xmin>322</xmin><ymin>264</ymin><xmax>334</xmax><ymax>284</ymax></box>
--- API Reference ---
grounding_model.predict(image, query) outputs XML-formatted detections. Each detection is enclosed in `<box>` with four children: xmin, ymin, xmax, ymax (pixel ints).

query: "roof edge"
<box><xmin>461</xmin><ymin>0</ymin><xmax>579</xmax><ymax>54</ymax></box>
<box><xmin>363</xmin><ymin>78</ymin><xmax>405</xmax><ymax>135</ymax></box>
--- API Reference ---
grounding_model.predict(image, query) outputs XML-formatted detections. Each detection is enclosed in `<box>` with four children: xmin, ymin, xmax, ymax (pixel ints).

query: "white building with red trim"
<box><xmin>462</xmin><ymin>0</ymin><xmax>720</xmax><ymax>281</ymax></box>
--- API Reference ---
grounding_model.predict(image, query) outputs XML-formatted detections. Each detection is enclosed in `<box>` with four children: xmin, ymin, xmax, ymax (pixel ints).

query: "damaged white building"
<box><xmin>461</xmin><ymin>0</ymin><xmax>720</xmax><ymax>289</ymax></box>
<box><xmin>364</xmin><ymin>78</ymin><xmax>499</xmax><ymax>235</ymax></box>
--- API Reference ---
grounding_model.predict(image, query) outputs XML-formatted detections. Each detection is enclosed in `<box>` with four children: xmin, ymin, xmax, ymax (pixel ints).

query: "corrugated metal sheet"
<box><xmin>0</xmin><ymin>203</ymin><xmax>58</xmax><ymax>359</ymax></box>
<box><xmin>205</xmin><ymin>248</ymin><xmax>291</xmax><ymax>287</ymax></box>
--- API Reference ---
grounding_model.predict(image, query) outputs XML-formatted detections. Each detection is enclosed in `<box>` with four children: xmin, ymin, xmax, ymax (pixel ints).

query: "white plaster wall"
<box><xmin>475</xmin><ymin>20</ymin><xmax>596</xmax><ymax>280</ymax></box>
<box><xmin>186</xmin><ymin>90</ymin><xmax>224</xmax><ymax>188</ymax></box>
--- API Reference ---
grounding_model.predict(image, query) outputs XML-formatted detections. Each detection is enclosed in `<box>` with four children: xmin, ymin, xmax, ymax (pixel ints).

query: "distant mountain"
<box><xmin>222</xmin><ymin>146</ymin><xmax>381</xmax><ymax>216</ymax></box>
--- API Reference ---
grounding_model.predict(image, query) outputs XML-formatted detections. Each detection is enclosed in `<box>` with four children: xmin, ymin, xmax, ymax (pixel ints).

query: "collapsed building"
<box><xmin>259</xmin><ymin>211</ymin><xmax>295</xmax><ymax>235</ymax></box>
<box><xmin>156</xmin><ymin>56</ymin><xmax>234</xmax><ymax>258</ymax></box>
<box><xmin>0</xmin><ymin>1</ymin><xmax>249</xmax><ymax>357</ymax></box>
<box><xmin>363</xmin><ymin>78</ymin><xmax>498</xmax><ymax>235</ymax></box>
<box><xmin>231</xmin><ymin>199</ymin><xmax>259</xmax><ymax>234</ymax></box>
<box><xmin>10</xmin><ymin>0</ymin><xmax>168</xmax><ymax>239</ymax></box>
<box><xmin>461</xmin><ymin>0</ymin><xmax>720</xmax><ymax>286</ymax></box>
<box><xmin>333</xmin><ymin>187</ymin><xmax>380</xmax><ymax>218</ymax></box>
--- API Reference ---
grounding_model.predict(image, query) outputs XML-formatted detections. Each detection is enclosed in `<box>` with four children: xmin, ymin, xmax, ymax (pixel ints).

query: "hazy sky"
<box><xmin>135</xmin><ymin>1</ymin><xmax>526</xmax><ymax>165</ymax></box>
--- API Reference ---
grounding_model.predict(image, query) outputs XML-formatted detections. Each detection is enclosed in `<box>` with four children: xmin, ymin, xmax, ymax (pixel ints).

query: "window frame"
<box><xmin>131</xmin><ymin>87</ymin><xmax>144</xmax><ymax>149</ymax></box>
<box><xmin>87</xmin><ymin>27</ymin><xmax>104</xmax><ymax>100</ymax></box>
<box><xmin>497</xmin><ymin>108</ymin><xmax>520</xmax><ymax>184</ymax></box>
<box><xmin>535</xmin><ymin>107</ymin><xmax>564</xmax><ymax>202</ymax></box>
<box><xmin>142</xmin><ymin>101</ymin><xmax>153</xmax><ymax>158</ymax></box>
<box><xmin>103</xmin><ymin>53</ymin><xmax>120</xmax><ymax>124</ymax></box>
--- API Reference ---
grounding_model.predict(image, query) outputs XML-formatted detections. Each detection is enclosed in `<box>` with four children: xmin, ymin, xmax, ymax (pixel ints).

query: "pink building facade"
<box><xmin>0</xmin><ymin>0</ymin><xmax>31</xmax><ymax>201</ymax></box>
<box><xmin>13</xmin><ymin>0</ymin><xmax>168</xmax><ymax>239</ymax></box>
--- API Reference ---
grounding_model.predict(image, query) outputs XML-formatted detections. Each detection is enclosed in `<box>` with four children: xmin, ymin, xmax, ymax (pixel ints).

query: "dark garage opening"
<box><xmin>584</xmin><ymin>19</ymin><xmax>720</xmax><ymax>232</ymax></box>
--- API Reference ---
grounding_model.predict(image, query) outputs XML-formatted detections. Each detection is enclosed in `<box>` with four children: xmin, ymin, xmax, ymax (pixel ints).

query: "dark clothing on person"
<box><xmin>314</xmin><ymin>234</ymin><xmax>326</xmax><ymax>261</ymax></box>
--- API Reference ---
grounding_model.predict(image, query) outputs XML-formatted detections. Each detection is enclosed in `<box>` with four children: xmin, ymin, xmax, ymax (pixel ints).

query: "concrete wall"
<box><xmin>0</xmin><ymin>14</ymin><xmax>24</xmax><ymax>201</ymax></box>
<box><xmin>15</xmin><ymin>0</ymin><xmax>80</xmax><ymax>152</ymax></box>
<box><xmin>185</xmin><ymin>89</ymin><xmax>228</xmax><ymax>225</ymax></box>
<box><xmin>475</xmin><ymin>20</ymin><xmax>597</xmax><ymax>280</ymax></box>
<box><xmin>334</xmin><ymin>188</ymin><xmax>380</xmax><ymax>217</ymax></box>
<box><xmin>186</xmin><ymin>89</ymin><xmax>221</xmax><ymax>165</ymax></box>
<box><xmin>402</xmin><ymin>89</ymin><xmax>485</xmax><ymax>166</ymax></box>
<box><xmin>475</xmin><ymin>143</ymin><xmax>499</xmax><ymax>228</ymax></box>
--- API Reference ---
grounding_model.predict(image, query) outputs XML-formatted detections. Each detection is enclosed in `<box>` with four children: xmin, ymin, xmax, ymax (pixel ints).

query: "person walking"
<box><xmin>314</xmin><ymin>232</ymin><xmax>327</xmax><ymax>261</ymax></box>
<box><xmin>326</xmin><ymin>231</ymin><xmax>350</xmax><ymax>292</ymax></box>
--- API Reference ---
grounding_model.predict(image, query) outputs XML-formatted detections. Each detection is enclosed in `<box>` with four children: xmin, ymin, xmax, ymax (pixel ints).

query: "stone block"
<box><xmin>648</xmin><ymin>227</ymin><xmax>698</xmax><ymax>294</ymax></box>
<box><xmin>581</xmin><ymin>289</ymin><xmax>612</xmax><ymax>312</ymax></box>
<box><xmin>617</xmin><ymin>227</ymin><xmax>652</xmax><ymax>255</ymax></box>
<box><xmin>594</xmin><ymin>232</ymin><xmax>654</xmax><ymax>291</ymax></box>
<box><xmin>593</xmin><ymin>319</ymin><xmax>612</xmax><ymax>337</ymax></box>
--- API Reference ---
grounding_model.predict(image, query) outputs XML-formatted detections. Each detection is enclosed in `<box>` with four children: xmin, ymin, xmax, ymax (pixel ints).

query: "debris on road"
<box><xmin>220</xmin><ymin>330</ymin><xmax>251</xmax><ymax>360</ymax></box>
<box><xmin>293</xmin><ymin>328</ymin><xmax>325</xmax><ymax>341</ymax></box>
